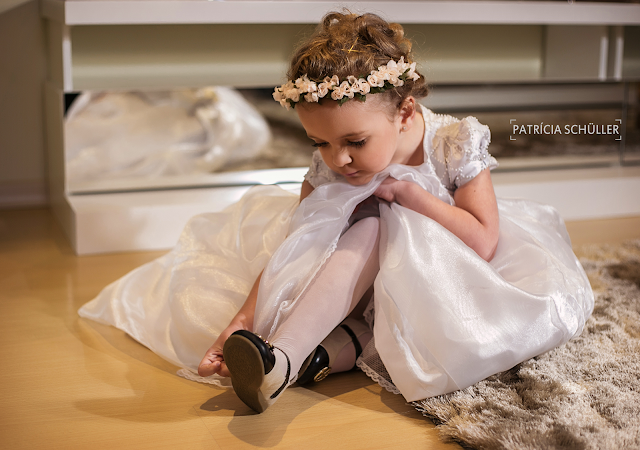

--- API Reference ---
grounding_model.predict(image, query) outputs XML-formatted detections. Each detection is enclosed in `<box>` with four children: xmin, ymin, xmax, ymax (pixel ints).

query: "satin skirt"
<box><xmin>79</xmin><ymin>178</ymin><xmax>593</xmax><ymax>401</ymax></box>
<box><xmin>79</xmin><ymin>186</ymin><xmax>299</xmax><ymax>388</ymax></box>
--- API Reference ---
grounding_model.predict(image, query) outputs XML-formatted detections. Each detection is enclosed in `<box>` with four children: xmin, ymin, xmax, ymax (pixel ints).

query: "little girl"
<box><xmin>80</xmin><ymin>12</ymin><xmax>593</xmax><ymax>414</ymax></box>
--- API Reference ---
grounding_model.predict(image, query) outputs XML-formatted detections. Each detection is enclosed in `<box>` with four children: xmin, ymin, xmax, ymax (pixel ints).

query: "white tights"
<box><xmin>270</xmin><ymin>217</ymin><xmax>380</xmax><ymax>378</ymax></box>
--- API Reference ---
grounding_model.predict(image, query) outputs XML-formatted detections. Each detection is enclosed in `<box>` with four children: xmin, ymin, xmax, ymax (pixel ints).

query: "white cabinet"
<box><xmin>41</xmin><ymin>0</ymin><xmax>640</xmax><ymax>253</ymax></box>
<box><xmin>43</xmin><ymin>1</ymin><xmax>640</xmax><ymax>90</ymax></box>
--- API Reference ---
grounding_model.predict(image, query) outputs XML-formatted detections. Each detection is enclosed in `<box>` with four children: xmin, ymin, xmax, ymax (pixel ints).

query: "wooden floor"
<box><xmin>1</xmin><ymin>209</ymin><xmax>639</xmax><ymax>450</ymax></box>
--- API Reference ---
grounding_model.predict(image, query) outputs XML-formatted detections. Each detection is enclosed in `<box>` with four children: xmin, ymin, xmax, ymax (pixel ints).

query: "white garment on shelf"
<box><xmin>65</xmin><ymin>87</ymin><xmax>270</xmax><ymax>184</ymax></box>
<box><xmin>79</xmin><ymin>106</ymin><xmax>593</xmax><ymax>401</ymax></box>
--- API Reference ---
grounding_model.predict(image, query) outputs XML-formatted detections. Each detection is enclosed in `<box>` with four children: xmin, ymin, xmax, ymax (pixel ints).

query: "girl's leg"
<box><xmin>224</xmin><ymin>216</ymin><xmax>380</xmax><ymax>412</ymax></box>
<box><xmin>270</xmin><ymin>216</ymin><xmax>380</xmax><ymax>377</ymax></box>
<box><xmin>328</xmin><ymin>285</ymin><xmax>374</xmax><ymax>373</ymax></box>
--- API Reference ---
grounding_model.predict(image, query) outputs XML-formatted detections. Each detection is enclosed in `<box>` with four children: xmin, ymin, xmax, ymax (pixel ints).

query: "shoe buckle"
<box><xmin>253</xmin><ymin>332</ymin><xmax>274</xmax><ymax>350</ymax></box>
<box><xmin>314</xmin><ymin>366</ymin><xmax>331</xmax><ymax>382</ymax></box>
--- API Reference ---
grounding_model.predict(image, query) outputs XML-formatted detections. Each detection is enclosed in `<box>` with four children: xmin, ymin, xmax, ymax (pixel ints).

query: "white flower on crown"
<box><xmin>331</xmin><ymin>81</ymin><xmax>349</xmax><ymax>100</ymax></box>
<box><xmin>367</xmin><ymin>72</ymin><xmax>385</xmax><ymax>88</ymax></box>
<box><xmin>407</xmin><ymin>62</ymin><xmax>419</xmax><ymax>81</ymax></box>
<box><xmin>396</xmin><ymin>57</ymin><xmax>408</xmax><ymax>71</ymax></box>
<box><xmin>318</xmin><ymin>75</ymin><xmax>339</xmax><ymax>98</ymax></box>
<box><xmin>343</xmin><ymin>81</ymin><xmax>356</xmax><ymax>98</ymax></box>
<box><xmin>389</xmin><ymin>72</ymin><xmax>402</xmax><ymax>86</ymax></box>
<box><xmin>272</xmin><ymin>87</ymin><xmax>290</xmax><ymax>109</ymax></box>
<box><xmin>304</xmin><ymin>92</ymin><xmax>319</xmax><ymax>103</ymax></box>
<box><xmin>296</xmin><ymin>75</ymin><xmax>317</xmax><ymax>94</ymax></box>
<box><xmin>395</xmin><ymin>57</ymin><xmax>420</xmax><ymax>82</ymax></box>
<box><xmin>281</xmin><ymin>81</ymin><xmax>300</xmax><ymax>103</ymax></box>
<box><xmin>354</xmin><ymin>78</ymin><xmax>371</xmax><ymax>95</ymax></box>
<box><xmin>386</xmin><ymin>59</ymin><xmax>401</xmax><ymax>75</ymax></box>
<box><xmin>379</xmin><ymin>59</ymin><xmax>403</xmax><ymax>85</ymax></box>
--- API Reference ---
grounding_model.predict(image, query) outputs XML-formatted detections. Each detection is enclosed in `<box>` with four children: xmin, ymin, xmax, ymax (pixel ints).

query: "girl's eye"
<box><xmin>312</xmin><ymin>142</ymin><xmax>327</xmax><ymax>148</ymax></box>
<box><xmin>349</xmin><ymin>139</ymin><xmax>366</xmax><ymax>148</ymax></box>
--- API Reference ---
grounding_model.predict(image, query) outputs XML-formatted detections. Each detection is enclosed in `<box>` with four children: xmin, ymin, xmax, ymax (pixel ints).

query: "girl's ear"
<box><xmin>398</xmin><ymin>96</ymin><xmax>417</xmax><ymax>129</ymax></box>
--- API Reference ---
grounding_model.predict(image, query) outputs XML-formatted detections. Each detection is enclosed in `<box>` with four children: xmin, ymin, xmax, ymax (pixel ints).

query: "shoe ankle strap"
<box><xmin>340</xmin><ymin>323</ymin><xmax>363</xmax><ymax>360</ymax></box>
<box><xmin>270</xmin><ymin>346</ymin><xmax>292</xmax><ymax>400</ymax></box>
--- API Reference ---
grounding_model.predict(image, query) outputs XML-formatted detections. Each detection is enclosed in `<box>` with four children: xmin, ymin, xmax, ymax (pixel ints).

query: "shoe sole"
<box><xmin>223</xmin><ymin>334</ymin><xmax>269</xmax><ymax>413</ymax></box>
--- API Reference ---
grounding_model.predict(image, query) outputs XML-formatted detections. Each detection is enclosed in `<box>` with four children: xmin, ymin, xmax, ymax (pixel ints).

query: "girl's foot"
<box><xmin>198</xmin><ymin>317</ymin><xmax>250</xmax><ymax>377</ymax></box>
<box><xmin>223</xmin><ymin>330</ymin><xmax>292</xmax><ymax>413</ymax></box>
<box><xmin>297</xmin><ymin>318</ymin><xmax>373</xmax><ymax>385</ymax></box>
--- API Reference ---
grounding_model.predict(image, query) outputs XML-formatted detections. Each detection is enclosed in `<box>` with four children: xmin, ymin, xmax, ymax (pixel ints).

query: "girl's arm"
<box><xmin>198</xmin><ymin>272</ymin><xmax>261</xmax><ymax>377</ymax></box>
<box><xmin>299</xmin><ymin>179</ymin><xmax>314</xmax><ymax>201</ymax></box>
<box><xmin>198</xmin><ymin>180</ymin><xmax>315</xmax><ymax>377</ymax></box>
<box><xmin>373</xmin><ymin>170</ymin><xmax>499</xmax><ymax>261</ymax></box>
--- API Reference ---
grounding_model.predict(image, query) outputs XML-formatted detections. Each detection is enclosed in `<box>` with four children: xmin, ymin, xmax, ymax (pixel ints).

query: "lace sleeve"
<box><xmin>303</xmin><ymin>150</ymin><xmax>342</xmax><ymax>188</ymax></box>
<box><xmin>431</xmin><ymin>116</ymin><xmax>498</xmax><ymax>190</ymax></box>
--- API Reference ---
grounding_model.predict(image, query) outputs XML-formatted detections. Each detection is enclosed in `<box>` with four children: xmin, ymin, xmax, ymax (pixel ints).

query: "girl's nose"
<box><xmin>332</xmin><ymin>148</ymin><xmax>352</xmax><ymax>167</ymax></box>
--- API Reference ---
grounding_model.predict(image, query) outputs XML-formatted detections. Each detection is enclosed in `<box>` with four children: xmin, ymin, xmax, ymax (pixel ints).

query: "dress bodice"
<box><xmin>304</xmin><ymin>105</ymin><xmax>498</xmax><ymax>193</ymax></box>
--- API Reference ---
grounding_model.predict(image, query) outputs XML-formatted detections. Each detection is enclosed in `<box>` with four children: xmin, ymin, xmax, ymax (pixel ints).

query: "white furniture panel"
<box><xmin>69</xmin><ymin>166</ymin><xmax>640</xmax><ymax>254</ymax></box>
<box><xmin>41</xmin><ymin>0</ymin><xmax>640</xmax><ymax>253</ymax></box>
<box><xmin>42</xmin><ymin>1</ymin><xmax>640</xmax><ymax>92</ymax></box>
<box><xmin>544</xmin><ymin>25</ymin><xmax>609</xmax><ymax>81</ymax></box>
<box><xmin>69</xmin><ymin>24</ymin><xmax>312</xmax><ymax>90</ymax></box>
<box><xmin>44</xmin><ymin>1</ymin><xmax>640</xmax><ymax>26</ymax></box>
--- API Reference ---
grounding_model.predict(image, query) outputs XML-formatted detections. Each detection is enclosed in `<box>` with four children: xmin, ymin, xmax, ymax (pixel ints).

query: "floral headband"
<box><xmin>272</xmin><ymin>56</ymin><xmax>420</xmax><ymax>110</ymax></box>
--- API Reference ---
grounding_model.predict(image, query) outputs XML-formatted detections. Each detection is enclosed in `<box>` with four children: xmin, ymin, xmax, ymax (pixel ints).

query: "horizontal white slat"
<box><xmin>425</xmin><ymin>83</ymin><xmax>626</xmax><ymax>110</ymax></box>
<box><xmin>67</xmin><ymin>167</ymin><xmax>308</xmax><ymax>194</ymax></box>
<box><xmin>42</xmin><ymin>1</ymin><xmax>640</xmax><ymax>26</ymax></box>
<box><xmin>493</xmin><ymin>166</ymin><xmax>640</xmax><ymax>221</ymax></box>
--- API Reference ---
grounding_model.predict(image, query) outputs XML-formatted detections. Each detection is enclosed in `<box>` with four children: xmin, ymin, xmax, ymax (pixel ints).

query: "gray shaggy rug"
<box><xmin>413</xmin><ymin>240</ymin><xmax>640</xmax><ymax>450</ymax></box>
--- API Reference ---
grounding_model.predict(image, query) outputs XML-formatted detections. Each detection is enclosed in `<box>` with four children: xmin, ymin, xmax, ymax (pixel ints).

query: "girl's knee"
<box><xmin>339</xmin><ymin>217</ymin><xmax>380</xmax><ymax>253</ymax></box>
<box><xmin>352</xmin><ymin>216</ymin><xmax>380</xmax><ymax>236</ymax></box>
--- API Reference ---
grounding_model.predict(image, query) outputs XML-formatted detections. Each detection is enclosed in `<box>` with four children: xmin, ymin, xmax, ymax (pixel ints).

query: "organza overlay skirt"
<box><xmin>80</xmin><ymin>164</ymin><xmax>593</xmax><ymax>401</ymax></box>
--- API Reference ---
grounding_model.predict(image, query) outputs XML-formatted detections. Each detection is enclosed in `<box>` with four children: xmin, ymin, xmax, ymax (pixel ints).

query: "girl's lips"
<box><xmin>344</xmin><ymin>171</ymin><xmax>359</xmax><ymax>177</ymax></box>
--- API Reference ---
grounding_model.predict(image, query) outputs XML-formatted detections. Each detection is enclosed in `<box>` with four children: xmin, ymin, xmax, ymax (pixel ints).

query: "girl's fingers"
<box><xmin>198</xmin><ymin>349</ymin><xmax>224</xmax><ymax>376</ymax></box>
<box><xmin>217</xmin><ymin>363</ymin><xmax>231</xmax><ymax>378</ymax></box>
<box><xmin>374</xmin><ymin>177</ymin><xmax>400</xmax><ymax>202</ymax></box>
<box><xmin>198</xmin><ymin>363</ymin><xmax>214</xmax><ymax>377</ymax></box>
<box><xmin>198</xmin><ymin>359</ymin><xmax>230</xmax><ymax>378</ymax></box>
<box><xmin>198</xmin><ymin>321</ymin><xmax>249</xmax><ymax>377</ymax></box>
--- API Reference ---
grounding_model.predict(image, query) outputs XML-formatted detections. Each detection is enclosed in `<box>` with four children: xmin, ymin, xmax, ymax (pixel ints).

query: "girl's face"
<box><xmin>296</xmin><ymin>96</ymin><xmax>407</xmax><ymax>186</ymax></box>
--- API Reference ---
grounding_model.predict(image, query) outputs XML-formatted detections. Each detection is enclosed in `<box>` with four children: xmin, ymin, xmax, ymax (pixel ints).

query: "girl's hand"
<box><xmin>373</xmin><ymin>177</ymin><xmax>404</xmax><ymax>203</ymax></box>
<box><xmin>198</xmin><ymin>316</ymin><xmax>251</xmax><ymax>377</ymax></box>
<box><xmin>353</xmin><ymin>195</ymin><xmax>378</xmax><ymax>214</ymax></box>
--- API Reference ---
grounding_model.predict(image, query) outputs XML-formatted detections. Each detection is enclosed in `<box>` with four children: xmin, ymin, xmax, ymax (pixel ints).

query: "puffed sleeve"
<box><xmin>431</xmin><ymin>116</ymin><xmax>498</xmax><ymax>190</ymax></box>
<box><xmin>303</xmin><ymin>150</ymin><xmax>342</xmax><ymax>188</ymax></box>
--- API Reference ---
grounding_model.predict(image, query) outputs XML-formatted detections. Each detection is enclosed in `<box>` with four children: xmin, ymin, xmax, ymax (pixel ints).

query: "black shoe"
<box><xmin>297</xmin><ymin>318</ymin><xmax>370</xmax><ymax>385</ymax></box>
<box><xmin>223</xmin><ymin>330</ymin><xmax>291</xmax><ymax>413</ymax></box>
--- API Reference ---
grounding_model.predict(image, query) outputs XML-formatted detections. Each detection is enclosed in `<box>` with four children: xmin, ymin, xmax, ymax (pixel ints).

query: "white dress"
<box><xmin>79</xmin><ymin>106</ymin><xmax>594</xmax><ymax>402</ymax></box>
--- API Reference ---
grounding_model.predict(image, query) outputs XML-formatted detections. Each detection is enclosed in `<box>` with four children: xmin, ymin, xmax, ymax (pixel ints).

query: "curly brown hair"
<box><xmin>287</xmin><ymin>11</ymin><xmax>429</xmax><ymax>109</ymax></box>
